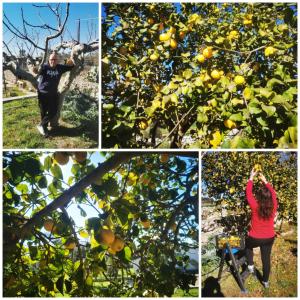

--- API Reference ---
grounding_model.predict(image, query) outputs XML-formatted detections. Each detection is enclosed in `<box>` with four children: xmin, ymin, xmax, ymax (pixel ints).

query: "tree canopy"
<box><xmin>3</xmin><ymin>151</ymin><xmax>198</xmax><ymax>297</ymax></box>
<box><xmin>102</xmin><ymin>3</ymin><xmax>297</xmax><ymax>148</ymax></box>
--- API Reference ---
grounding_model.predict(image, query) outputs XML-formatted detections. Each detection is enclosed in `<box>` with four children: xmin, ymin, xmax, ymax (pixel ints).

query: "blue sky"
<box><xmin>3</xmin><ymin>3</ymin><xmax>99</xmax><ymax>56</ymax></box>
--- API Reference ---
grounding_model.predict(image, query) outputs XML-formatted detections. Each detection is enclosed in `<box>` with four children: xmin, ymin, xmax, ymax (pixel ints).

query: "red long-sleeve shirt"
<box><xmin>246</xmin><ymin>180</ymin><xmax>277</xmax><ymax>239</ymax></box>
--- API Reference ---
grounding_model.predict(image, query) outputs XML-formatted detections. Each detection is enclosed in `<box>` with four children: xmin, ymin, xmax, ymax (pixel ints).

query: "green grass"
<box><xmin>3</xmin><ymin>97</ymin><xmax>98</xmax><ymax>148</ymax></box>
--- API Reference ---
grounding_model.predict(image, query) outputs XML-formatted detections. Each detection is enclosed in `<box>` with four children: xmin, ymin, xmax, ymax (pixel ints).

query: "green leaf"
<box><xmin>256</xmin><ymin>117</ymin><xmax>268</xmax><ymax>127</ymax></box>
<box><xmin>50</xmin><ymin>164</ymin><xmax>63</xmax><ymax>180</ymax></box>
<box><xmin>71</xmin><ymin>164</ymin><xmax>81</xmax><ymax>176</ymax></box>
<box><xmin>16</xmin><ymin>183</ymin><xmax>28</xmax><ymax>194</ymax></box>
<box><xmin>261</xmin><ymin>104</ymin><xmax>276</xmax><ymax>117</ymax></box>
<box><xmin>288</xmin><ymin>127</ymin><xmax>297</xmax><ymax>145</ymax></box>
<box><xmin>77</xmin><ymin>205</ymin><xmax>87</xmax><ymax>217</ymax></box>
<box><xmin>124</xmin><ymin>246</ymin><xmax>132</xmax><ymax>262</ymax></box>
<box><xmin>266</xmin><ymin>78</ymin><xmax>284</xmax><ymax>89</ymax></box>
<box><xmin>44</xmin><ymin>156</ymin><xmax>52</xmax><ymax>171</ymax></box>
<box><xmin>257</xmin><ymin>88</ymin><xmax>275</xmax><ymax>99</ymax></box>
<box><xmin>229</xmin><ymin>113</ymin><xmax>244</xmax><ymax>121</ymax></box>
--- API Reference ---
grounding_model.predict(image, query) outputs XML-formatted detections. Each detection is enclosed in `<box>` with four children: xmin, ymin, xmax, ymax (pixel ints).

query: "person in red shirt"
<box><xmin>245</xmin><ymin>168</ymin><xmax>278</xmax><ymax>288</ymax></box>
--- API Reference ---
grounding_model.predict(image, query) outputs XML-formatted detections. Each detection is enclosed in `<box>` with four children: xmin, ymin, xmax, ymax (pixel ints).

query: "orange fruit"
<box><xmin>74</xmin><ymin>152</ymin><xmax>87</xmax><ymax>163</ymax></box>
<box><xmin>110</xmin><ymin>237</ymin><xmax>125</xmax><ymax>252</ymax></box>
<box><xmin>53</xmin><ymin>152</ymin><xmax>69</xmax><ymax>165</ymax></box>
<box><xmin>95</xmin><ymin>229</ymin><xmax>115</xmax><ymax>246</ymax></box>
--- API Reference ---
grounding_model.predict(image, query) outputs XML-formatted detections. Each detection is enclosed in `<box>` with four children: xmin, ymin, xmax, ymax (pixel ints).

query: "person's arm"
<box><xmin>246</xmin><ymin>168</ymin><xmax>257</xmax><ymax>209</ymax></box>
<box><xmin>59</xmin><ymin>58</ymin><xmax>75</xmax><ymax>73</ymax></box>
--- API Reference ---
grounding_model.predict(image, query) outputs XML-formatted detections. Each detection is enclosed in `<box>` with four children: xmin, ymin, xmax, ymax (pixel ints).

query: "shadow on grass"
<box><xmin>50</xmin><ymin>124</ymin><xmax>98</xmax><ymax>144</ymax></box>
<box><xmin>202</xmin><ymin>276</ymin><xmax>224</xmax><ymax>297</ymax></box>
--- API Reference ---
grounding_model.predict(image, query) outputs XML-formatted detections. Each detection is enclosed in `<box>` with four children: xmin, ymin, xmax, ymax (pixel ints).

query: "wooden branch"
<box><xmin>40</xmin><ymin>3</ymin><xmax>70</xmax><ymax>69</ymax></box>
<box><xmin>5</xmin><ymin>151</ymin><xmax>198</xmax><ymax>253</ymax></box>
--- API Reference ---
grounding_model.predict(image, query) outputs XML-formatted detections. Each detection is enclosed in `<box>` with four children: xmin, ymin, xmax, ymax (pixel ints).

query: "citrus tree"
<box><xmin>102</xmin><ymin>3</ymin><xmax>297</xmax><ymax>148</ymax></box>
<box><xmin>202</xmin><ymin>152</ymin><xmax>297</xmax><ymax>234</ymax></box>
<box><xmin>3</xmin><ymin>151</ymin><xmax>198</xmax><ymax>297</ymax></box>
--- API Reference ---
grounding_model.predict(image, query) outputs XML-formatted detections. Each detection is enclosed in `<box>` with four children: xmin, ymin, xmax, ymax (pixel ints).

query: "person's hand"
<box><xmin>250</xmin><ymin>168</ymin><xmax>257</xmax><ymax>180</ymax></box>
<box><xmin>259</xmin><ymin>174</ymin><xmax>267</xmax><ymax>184</ymax></box>
<box><xmin>66</xmin><ymin>58</ymin><xmax>74</xmax><ymax>66</ymax></box>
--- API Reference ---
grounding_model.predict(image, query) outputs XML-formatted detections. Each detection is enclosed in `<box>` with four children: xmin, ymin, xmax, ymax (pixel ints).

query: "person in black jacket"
<box><xmin>35</xmin><ymin>52</ymin><xmax>74</xmax><ymax>137</ymax></box>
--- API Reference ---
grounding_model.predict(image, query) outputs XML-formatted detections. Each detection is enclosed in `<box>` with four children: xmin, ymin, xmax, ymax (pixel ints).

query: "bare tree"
<box><xmin>3</xmin><ymin>3</ymin><xmax>99</xmax><ymax>125</ymax></box>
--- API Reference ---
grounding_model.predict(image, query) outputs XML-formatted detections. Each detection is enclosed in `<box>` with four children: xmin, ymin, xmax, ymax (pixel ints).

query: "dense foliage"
<box><xmin>3</xmin><ymin>152</ymin><xmax>198</xmax><ymax>297</ymax></box>
<box><xmin>102</xmin><ymin>3</ymin><xmax>297</xmax><ymax>148</ymax></box>
<box><xmin>202</xmin><ymin>152</ymin><xmax>297</xmax><ymax>234</ymax></box>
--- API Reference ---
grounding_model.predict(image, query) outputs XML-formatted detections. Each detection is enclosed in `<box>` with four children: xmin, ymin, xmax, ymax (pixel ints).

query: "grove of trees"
<box><xmin>3</xmin><ymin>151</ymin><xmax>198</xmax><ymax>297</ymax></box>
<box><xmin>102</xmin><ymin>3</ymin><xmax>297</xmax><ymax>149</ymax></box>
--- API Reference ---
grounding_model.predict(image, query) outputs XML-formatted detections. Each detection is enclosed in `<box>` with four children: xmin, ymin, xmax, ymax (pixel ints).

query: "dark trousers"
<box><xmin>245</xmin><ymin>236</ymin><xmax>275</xmax><ymax>282</ymax></box>
<box><xmin>38</xmin><ymin>92</ymin><xmax>59</xmax><ymax>130</ymax></box>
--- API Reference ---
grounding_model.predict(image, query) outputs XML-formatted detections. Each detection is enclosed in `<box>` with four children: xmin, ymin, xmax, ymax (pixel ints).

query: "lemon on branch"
<box><xmin>203</xmin><ymin>47</ymin><xmax>213</xmax><ymax>59</ymax></box>
<box><xmin>265</xmin><ymin>46</ymin><xmax>276</xmax><ymax>57</ymax></box>
<box><xmin>211</xmin><ymin>70</ymin><xmax>222</xmax><ymax>80</ymax></box>
<box><xmin>170</xmin><ymin>39</ymin><xmax>178</xmax><ymax>49</ymax></box>
<box><xmin>224</xmin><ymin>119</ymin><xmax>237</xmax><ymax>129</ymax></box>
<box><xmin>196</xmin><ymin>54</ymin><xmax>205</xmax><ymax>63</ymax></box>
<box><xmin>234</xmin><ymin>75</ymin><xmax>245</xmax><ymax>85</ymax></box>
<box><xmin>159</xmin><ymin>32</ymin><xmax>171</xmax><ymax>42</ymax></box>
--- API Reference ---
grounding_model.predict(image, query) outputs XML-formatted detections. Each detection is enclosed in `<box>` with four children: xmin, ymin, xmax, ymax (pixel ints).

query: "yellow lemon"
<box><xmin>53</xmin><ymin>152</ymin><xmax>69</xmax><ymax>165</ymax></box>
<box><xmin>147</xmin><ymin>18</ymin><xmax>155</xmax><ymax>25</ymax></box>
<box><xmin>211</xmin><ymin>70</ymin><xmax>221</xmax><ymax>80</ymax></box>
<box><xmin>95</xmin><ymin>229</ymin><xmax>115</xmax><ymax>246</ymax></box>
<box><xmin>168</xmin><ymin>26</ymin><xmax>176</xmax><ymax>34</ymax></box>
<box><xmin>265</xmin><ymin>46</ymin><xmax>276</xmax><ymax>57</ymax></box>
<box><xmin>243</xmin><ymin>19</ymin><xmax>252</xmax><ymax>26</ymax></box>
<box><xmin>203</xmin><ymin>47</ymin><xmax>213</xmax><ymax>59</ymax></box>
<box><xmin>64</xmin><ymin>240</ymin><xmax>76</xmax><ymax>250</ymax></box>
<box><xmin>44</xmin><ymin>219</ymin><xmax>56</xmax><ymax>232</ymax></box>
<box><xmin>110</xmin><ymin>237</ymin><xmax>125</xmax><ymax>252</ymax></box>
<box><xmin>228</xmin><ymin>30</ymin><xmax>239</xmax><ymax>39</ymax></box>
<box><xmin>196</xmin><ymin>54</ymin><xmax>205</xmax><ymax>63</ymax></box>
<box><xmin>160</xmin><ymin>153</ymin><xmax>169</xmax><ymax>163</ymax></box>
<box><xmin>224</xmin><ymin>119</ymin><xmax>237</xmax><ymax>129</ymax></box>
<box><xmin>170</xmin><ymin>39</ymin><xmax>177</xmax><ymax>49</ymax></box>
<box><xmin>229</xmin><ymin>187</ymin><xmax>235</xmax><ymax>194</ymax></box>
<box><xmin>254</xmin><ymin>164</ymin><xmax>262</xmax><ymax>172</ymax></box>
<box><xmin>234</xmin><ymin>75</ymin><xmax>245</xmax><ymax>85</ymax></box>
<box><xmin>74</xmin><ymin>152</ymin><xmax>87</xmax><ymax>163</ymax></box>
<box><xmin>159</xmin><ymin>32</ymin><xmax>171</xmax><ymax>42</ymax></box>
<box><xmin>138</xmin><ymin>120</ymin><xmax>148</xmax><ymax>130</ymax></box>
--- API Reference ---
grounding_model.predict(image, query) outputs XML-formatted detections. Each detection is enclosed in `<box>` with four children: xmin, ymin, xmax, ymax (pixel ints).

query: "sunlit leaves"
<box><xmin>102</xmin><ymin>3</ymin><xmax>297</xmax><ymax>148</ymax></box>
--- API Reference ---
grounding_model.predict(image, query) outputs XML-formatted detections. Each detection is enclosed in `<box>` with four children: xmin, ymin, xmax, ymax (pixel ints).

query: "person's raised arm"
<box><xmin>246</xmin><ymin>168</ymin><xmax>257</xmax><ymax>209</ymax></box>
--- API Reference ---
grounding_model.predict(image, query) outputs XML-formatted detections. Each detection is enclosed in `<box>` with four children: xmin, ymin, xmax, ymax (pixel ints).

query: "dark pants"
<box><xmin>38</xmin><ymin>92</ymin><xmax>59</xmax><ymax>130</ymax></box>
<box><xmin>245</xmin><ymin>236</ymin><xmax>275</xmax><ymax>282</ymax></box>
